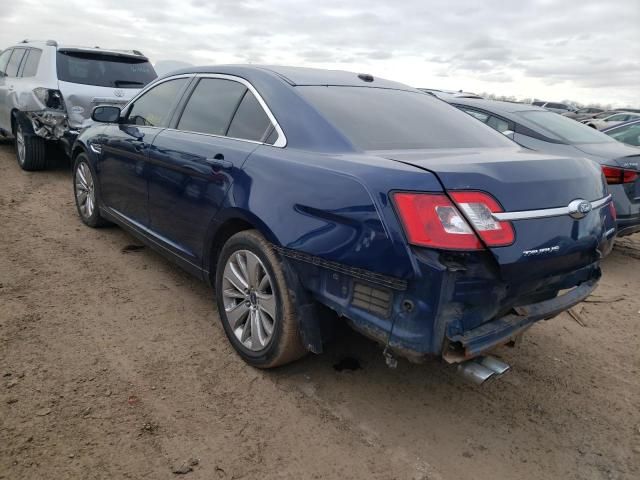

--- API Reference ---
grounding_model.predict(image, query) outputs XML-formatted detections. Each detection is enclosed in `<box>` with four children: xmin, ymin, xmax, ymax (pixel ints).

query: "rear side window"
<box><xmin>177</xmin><ymin>78</ymin><xmax>247</xmax><ymax>136</ymax></box>
<box><xmin>486</xmin><ymin>116</ymin><xmax>511</xmax><ymax>133</ymax></box>
<box><xmin>0</xmin><ymin>50</ymin><xmax>12</xmax><ymax>75</ymax></box>
<box><xmin>127</xmin><ymin>78</ymin><xmax>188</xmax><ymax>127</ymax></box>
<box><xmin>461</xmin><ymin>108</ymin><xmax>489</xmax><ymax>122</ymax></box>
<box><xmin>21</xmin><ymin>49</ymin><xmax>42</xmax><ymax>77</ymax></box>
<box><xmin>297</xmin><ymin>86</ymin><xmax>513</xmax><ymax>150</ymax></box>
<box><xmin>5</xmin><ymin>48</ymin><xmax>26</xmax><ymax>77</ymax></box>
<box><xmin>227</xmin><ymin>91</ymin><xmax>274</xmax><ymax>143</ymax></box>
<box><xmin>57</xmin><ymin>51</ymin><xmax>157</xmax><ymax>88</ymax></box>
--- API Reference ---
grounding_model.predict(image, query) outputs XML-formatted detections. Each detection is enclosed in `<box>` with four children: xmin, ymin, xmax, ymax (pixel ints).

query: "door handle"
<box><xmin>205</xmin><ymin>155</ymin><xmax>233</xmax><ymax>170</ymax></box>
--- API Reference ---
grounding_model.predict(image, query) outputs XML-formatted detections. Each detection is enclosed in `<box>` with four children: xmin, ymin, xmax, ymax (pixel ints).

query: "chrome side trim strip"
<box><xmin>492</xmin><ymin>194</ymin><xmax>612</xmax><ymax>221</ymax></box>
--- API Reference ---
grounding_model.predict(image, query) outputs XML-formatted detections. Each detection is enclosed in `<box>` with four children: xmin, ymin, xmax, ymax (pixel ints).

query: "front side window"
<box><xmin>57</xmin><ymin>51</ymin><xmax>157</xmax><ymax>88</ymax></box>
<box><xmin>297</xmin><ymin>86</ymin><xmax>513</xmax><ymax>150</ymax></box>
<box><xmin>177</xmin><ymin>78</ymin><xmax>247</xmax><ymax>136</ymax></box>
<box><xmin>0</xmin><ymin>50</ymin><xmax>12</xmax><ymax>75</ymax></box>
<box><xmin>607</xmin><ymin>114</ymin><xmax>628</xmax><ymax>122</ymax></box>
<box><xmin>227</xmin><ymin>91</ymin><xmax>275</xmax><ymax>143</ymax></box>
<box><xmin>127</xmin><ymin>78</ymin><xmax>188</xmax><ymax>127</ymax></box>
<box><xmin>5</xmin><ymin>48</ymin><xmax>26</xmax><ymax>77</ymax></box>
<box><xmin>21</xmin><ymin>49</ymin><xmax>42</xmax><ymax>77</ymax></box>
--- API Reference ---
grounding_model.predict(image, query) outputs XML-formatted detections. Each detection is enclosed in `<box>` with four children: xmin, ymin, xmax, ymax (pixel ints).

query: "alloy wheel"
<box><xmin>16</xmin><ymin>125</ymin><xmax>25</xmax><ymax>165</ymax></box>
<box><xmin>221</xmin><ymin>250</ymin><xmax>276</xmax><ymax>351</ymax></box>
<box><xmin>75</xmin><ymin>162</ymin><xmax>96</xmax><ymax>219</ymax></box>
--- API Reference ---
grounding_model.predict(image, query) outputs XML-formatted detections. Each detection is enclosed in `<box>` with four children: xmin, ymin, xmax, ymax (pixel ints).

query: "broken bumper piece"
<box><xmin>442</xmin><ymin>279</ymin><xmax>598</xmax><ymax>363</ymax></box>
<box><xmin>26</xmin><ymin>111</ymin><xmax>69</xmax><ymax>140</ymax></box>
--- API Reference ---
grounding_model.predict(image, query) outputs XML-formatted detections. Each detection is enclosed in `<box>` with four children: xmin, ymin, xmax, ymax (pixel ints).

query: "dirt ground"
<box><xmin>0</xmin><ymin>140</ymin><xmax>638</xmax><ymax>480</ymax></box>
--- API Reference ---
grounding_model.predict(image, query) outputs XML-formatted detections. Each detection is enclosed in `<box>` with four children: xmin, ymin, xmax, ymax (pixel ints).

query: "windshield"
<box><xmin>57</xmin><ymin>51</ymin><xmax>157</xmax><ymax>88</ymax></box>
<box><xmin>517</xmin><ymin>110</ymin><xmax>615</xmax><ymax>144</ymax></box>
<box><xmin>296</xmin><ymin>86</ymin><xmax>514</xmax><ymax>150</ymax></box>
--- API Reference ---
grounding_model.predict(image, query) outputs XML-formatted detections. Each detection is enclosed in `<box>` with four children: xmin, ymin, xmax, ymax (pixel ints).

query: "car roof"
<box><xmin>445</xmin><ymin>97</ymin><xmax>545</xmax><ymax>114</ymax></box>
<box><xmin>10</xmin><ymin>40</ymin><xmax>146</xmax><ymax>58</ymax></box>
<box><xmin>165</xmin><ymin>64</ymin><xmax>414</xmax><ymax>90</ymax></box>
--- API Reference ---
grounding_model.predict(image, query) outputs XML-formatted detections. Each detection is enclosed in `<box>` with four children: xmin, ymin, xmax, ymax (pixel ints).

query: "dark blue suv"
<box><xmin>71</xmin><ymin>66</ymin><xmax>615</xmax><ymax>376</ymax></box>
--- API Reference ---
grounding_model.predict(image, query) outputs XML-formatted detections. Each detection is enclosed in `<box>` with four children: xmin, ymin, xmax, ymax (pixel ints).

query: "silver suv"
<box><xmin>0</xmin><ymin>40</ymin><xmax>157</xmax><ymax>170</ymax></box>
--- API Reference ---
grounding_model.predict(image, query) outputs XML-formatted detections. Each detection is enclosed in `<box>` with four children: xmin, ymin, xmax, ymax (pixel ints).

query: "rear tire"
<box><xmin>215</xmin><ymin>230</ymin><xmax>307</xmax><ymax>368</ymax></box>
<box><xmin>73</xmin><ymin>153</ymin><xmax>110</xmax><ymax>227</ymax></box>
<box><xmin>15</xmin><ymin>120</ymin><xmax>47</xmax><ymax>171</ymax></box>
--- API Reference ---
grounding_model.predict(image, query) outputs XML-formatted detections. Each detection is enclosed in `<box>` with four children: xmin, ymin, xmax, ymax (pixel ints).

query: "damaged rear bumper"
<box><xmin>25</xmin><ymin>110</ymin><xmax>69</xmax><ymax>140</ymax></box>
<box><xmin>442</xmin><ymin>279</ymin><xmax>598</xmax><ymax>363</ymax></box>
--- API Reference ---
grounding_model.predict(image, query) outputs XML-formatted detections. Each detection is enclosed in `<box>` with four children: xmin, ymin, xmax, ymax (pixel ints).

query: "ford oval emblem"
<box><xmin>114</xmin><ymin>89</ymin><xmax>125</xmax><ymax>98</ymax></box>
<box><xmin>568</xmin><ymin>199</ymin><xmax>592</xmax><ymax>219</ymax></box>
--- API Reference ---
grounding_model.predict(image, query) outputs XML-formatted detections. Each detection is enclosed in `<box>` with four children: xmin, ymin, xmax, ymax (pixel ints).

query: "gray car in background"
<box><xmin>0</xmin><ymin>40</ymin><xmax>157</xmax><ymax>170</ymax></box>
<box><xmin>531</xmin><ymin>101</ymin><xmax>576</xmax><ymax>114</ymax></box>
<box><xmin>447</xmin><ymin>97</ymin><xmax>640</xmax><ymax>236</ymax></box>
<box><xmin>562</xmin><ymin>107</ymin><xmax>604</xmax><ymax>121</ymax></box>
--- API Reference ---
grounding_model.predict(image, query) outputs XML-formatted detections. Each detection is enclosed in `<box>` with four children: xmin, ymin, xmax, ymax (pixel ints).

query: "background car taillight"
<box><xmin>33</xmin><ymin>87</ymin><xmax>65</xmax><ymax>110</ymax></box>
<box><xmin>601</xmin><ymin>165</ymin><xmax>638</xmax><ymax>184</ymax></box>
<box><xmin>392</xmin><ymin>192</ymin><xmax>514</xmax><ymax>250</ymax></box>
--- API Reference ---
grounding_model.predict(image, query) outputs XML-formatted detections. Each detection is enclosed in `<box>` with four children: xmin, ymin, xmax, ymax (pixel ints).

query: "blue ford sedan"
<box><xmin>71</xmin><ymin>66</ymin><xmax>615</xmax><ymax>379</ymax></box>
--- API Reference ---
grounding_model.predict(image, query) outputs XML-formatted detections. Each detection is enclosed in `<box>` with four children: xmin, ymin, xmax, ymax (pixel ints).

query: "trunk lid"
<box><xmin>378</xmin><ymin>146</ymin><xmax>615</xmax><ymax>284</ymax></box>
<box><xmin>572</xmin><ymin>141</ymin><xmax>640</xmax><ymax>169</ymax></box>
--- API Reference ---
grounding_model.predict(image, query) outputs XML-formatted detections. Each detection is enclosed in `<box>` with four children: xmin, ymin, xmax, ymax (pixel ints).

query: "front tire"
<box><xmin>15</xmin><ymin>120</ymin><xmax>46</xmax><ymax>171</ymax></box>
<box><xmin>215</xmin><ymin>230</ymin><xmax>307</xmax><ymax>368</ymax></box>
<box><xmin>73</xmin><ymin>153</ymin><xmax>110</xmax><ymax>227</ymax></box>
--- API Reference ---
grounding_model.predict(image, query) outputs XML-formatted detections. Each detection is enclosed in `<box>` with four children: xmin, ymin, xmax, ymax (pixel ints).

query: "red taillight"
<box><xmin>602</xmin><ymin>165</ymin><xmax>638</xmax><ymax>184</ymax></box>
<box><xmin>392</xmin><ymin>192</ymin><xmax>514</xmax><ymax>250</ymax></box>
<box><xmin>609</xmin><ymin>201</ymin><xmax>617</xmax><ymax>220</ymax></box>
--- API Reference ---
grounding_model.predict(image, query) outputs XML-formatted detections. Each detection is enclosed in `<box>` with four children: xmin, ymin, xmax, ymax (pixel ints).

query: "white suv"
<box><xmin>0</xmin><ymin>40</ymin><xmax>157</xmax><ymax>170</ymax></box>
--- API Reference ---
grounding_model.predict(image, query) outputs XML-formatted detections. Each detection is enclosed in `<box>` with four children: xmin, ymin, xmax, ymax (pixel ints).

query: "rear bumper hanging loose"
<box><xmin>442</xmin><ymin>279</ymin><xmax>598</xmax><ymax>363</ymax></box>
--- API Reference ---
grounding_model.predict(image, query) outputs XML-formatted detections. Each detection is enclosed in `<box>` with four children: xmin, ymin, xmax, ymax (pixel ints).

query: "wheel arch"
<box><xmin>71</xmin><ymin>142</ymin><xmax>89</xmax><ymax>162</ymax></box>
<box><xmin>205</xmin><ymin>208</ymin><xmax>280</xmax><ymax>286</ymax></box>
<box><xmin>206</xmin><ymin>209</ymin><xmax>327</xmax><ymax>355</ymax></box>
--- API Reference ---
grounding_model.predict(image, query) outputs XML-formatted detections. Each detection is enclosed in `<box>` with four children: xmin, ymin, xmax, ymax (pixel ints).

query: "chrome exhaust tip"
<box><xmin>457</xmin><ymin>355</ymin><xmax>511</xmax><ymax>385</ymax></box>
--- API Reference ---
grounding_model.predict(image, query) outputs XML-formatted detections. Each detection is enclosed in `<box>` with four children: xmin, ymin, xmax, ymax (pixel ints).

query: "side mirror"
<box><xmin>92</xmin><ymin>105</ymin><xmax>121</xmax><ymax>123</ymax></box>
<box><xmin>502</xmin><ymin>130</ymin><xmax>515</xmax><ymax>140</ymax></box>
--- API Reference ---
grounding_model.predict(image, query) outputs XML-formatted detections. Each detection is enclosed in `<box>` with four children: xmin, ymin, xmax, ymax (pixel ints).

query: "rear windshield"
<box><xmin>517</xmin><ymin>110</ymin><xmax>615</xmax><ymax>144</ymax></box>
<box><xmin>56</xmin><ymin>51</ymin><xmax>157</xmax><ymax>88</ymax></box>
<box><xmin>296</xmin><ymin>86</ymin><xmax>514</xmax><ymax>150</ymax></box>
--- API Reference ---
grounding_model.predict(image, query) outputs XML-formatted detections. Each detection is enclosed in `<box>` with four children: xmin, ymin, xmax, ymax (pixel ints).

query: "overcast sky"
<box><xmin>1</xmin><ymin>0</ymin><xmax>638</xmax><ymax>106</ymax></box>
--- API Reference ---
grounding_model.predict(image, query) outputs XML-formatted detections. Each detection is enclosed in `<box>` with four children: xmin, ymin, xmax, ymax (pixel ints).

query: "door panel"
<box><xmin>97</xmin><ymin>77</ymin><xmax>192</xmax><ymax>226</ymax></box>
<box><xmin>147</xmin><ymin>129</ymin><xmax>258</xmax><ymax>261</ymax></box>
<box><xmin>99</xmin><ymin>125</ymin><xmax>161</xmax><ymax>226</ymax></box>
